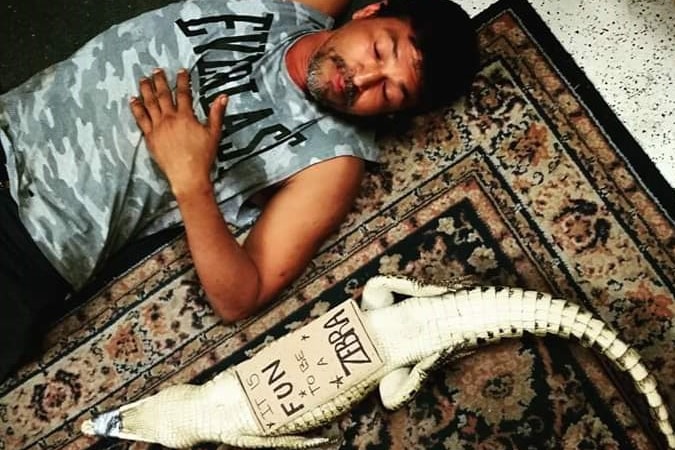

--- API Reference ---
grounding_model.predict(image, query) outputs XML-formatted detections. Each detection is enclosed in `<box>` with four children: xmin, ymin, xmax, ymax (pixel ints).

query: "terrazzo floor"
<box><xmin>462</xmin><ymin>0</ymin><xmax>675</xmax><ymax>189</ymax></box>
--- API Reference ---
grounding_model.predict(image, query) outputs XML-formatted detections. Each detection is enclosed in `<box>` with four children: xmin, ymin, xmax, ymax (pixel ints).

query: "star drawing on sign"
<box><xmin>329</xmin><ymin>375</ymin><xmax>344</xmax><ymax>389</ymax></box>
<box><xmin>266</xmin><ymin>422</ymin><xmax>276</xmax><ymax>429</ymax></box>
<box><xmin>301</xmin><ymin>334</ymin><xmax>310</xmax><ymax>341</ymax></box>
<box><xmin>299</xmin><ymin>390</ymin><xmax>307</xmax><ymax>398</ymax></box>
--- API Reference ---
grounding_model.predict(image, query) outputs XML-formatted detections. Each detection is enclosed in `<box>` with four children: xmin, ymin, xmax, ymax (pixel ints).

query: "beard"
<box><xmin>306</xmin><ymin>48</ymin><xmax>357</xmax><ymax>110</ymax></box>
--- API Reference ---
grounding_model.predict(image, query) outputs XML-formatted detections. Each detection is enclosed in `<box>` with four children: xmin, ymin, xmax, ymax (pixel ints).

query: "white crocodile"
<box><xmin>81</xmin><ymin>275</ymin><xmax>675</xmax><ymax>449</ymax></box>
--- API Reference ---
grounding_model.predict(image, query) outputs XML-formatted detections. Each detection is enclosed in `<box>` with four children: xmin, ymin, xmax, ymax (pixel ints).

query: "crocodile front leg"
<box><xmin>379</xmin><ymin>347</ymin><xmax>478</xmax><ymax>410</ymax></box>
<box><xmin>361</xmin><ymin>275</ymin><xmax>469</xmax><ymax>310</ymax></box>
<box><xmin>362</xmin><ymin>277</ymin><xmax>467</xmax><ymax>410</ymax></box>
<box><xmin>379</xmin><ymin>352</ymin><xmax>444</xmax><ymax>410</ymax></box>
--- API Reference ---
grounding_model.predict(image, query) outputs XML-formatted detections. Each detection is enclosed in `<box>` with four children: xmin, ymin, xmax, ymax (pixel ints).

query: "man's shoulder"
<box><xmin>234</xmin><ymin>0</ymin><xmax>334</xmax><ymax>23</ymax></box>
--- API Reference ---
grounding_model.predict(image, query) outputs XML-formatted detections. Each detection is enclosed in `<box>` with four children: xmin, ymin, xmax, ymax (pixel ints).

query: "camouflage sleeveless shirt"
<box><xmin>0</xmin><ymin>0</ymin><xmax>378</xmax><ymax>290</ymax></box>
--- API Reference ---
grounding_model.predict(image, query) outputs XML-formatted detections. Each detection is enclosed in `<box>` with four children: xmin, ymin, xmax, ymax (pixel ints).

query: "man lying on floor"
<box><xmin>0</xmin><ymin>0</ymin><xmax>479</xmax><ymax>380</ymax></box>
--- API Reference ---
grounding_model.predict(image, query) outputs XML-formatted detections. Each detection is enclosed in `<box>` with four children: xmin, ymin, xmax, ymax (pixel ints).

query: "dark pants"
<box><xmin>1</xmin><ymin>147</ymin><xmax>71</xmax><ymax>381</ymax></box>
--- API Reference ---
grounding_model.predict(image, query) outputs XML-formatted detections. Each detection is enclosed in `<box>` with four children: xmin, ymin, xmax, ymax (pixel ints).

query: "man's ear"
<box><xmin>351</xmin><ymin>0</ymin><xmax>387</xmax><ymax>20</ymax></box>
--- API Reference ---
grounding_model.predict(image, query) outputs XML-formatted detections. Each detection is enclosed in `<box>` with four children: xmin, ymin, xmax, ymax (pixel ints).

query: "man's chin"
<box><xmin>310</xmin><ymin>92</ymin><xmax>350</xmax><ymax>114</ymax></box>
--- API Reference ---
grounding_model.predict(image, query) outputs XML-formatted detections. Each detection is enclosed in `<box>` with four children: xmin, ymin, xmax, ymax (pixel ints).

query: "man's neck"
<box><xmin>286</xmin><ymin>31</ymin><xmax>331</xmax><ymax>93</ymax></box>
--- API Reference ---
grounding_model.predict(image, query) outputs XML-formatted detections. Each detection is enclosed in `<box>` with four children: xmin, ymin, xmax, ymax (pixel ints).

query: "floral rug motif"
<box><xmin>1</xmin><ymin>0</ymin><xmax>673</xmax><ymax>449</ymax></box>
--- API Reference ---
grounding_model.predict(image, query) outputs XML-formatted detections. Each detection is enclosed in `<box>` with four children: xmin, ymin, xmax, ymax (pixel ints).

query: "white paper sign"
<box><xmin>235</xmin><ymin>299</ymin><xmax>383</xmax><ymax>433</ymax></box>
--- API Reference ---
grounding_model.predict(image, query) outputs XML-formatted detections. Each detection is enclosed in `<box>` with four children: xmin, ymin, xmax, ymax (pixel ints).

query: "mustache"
<box><xmin>329</xmin><ymin>53</ymin><xmax>357</xmax><ymax>107</ymax></box>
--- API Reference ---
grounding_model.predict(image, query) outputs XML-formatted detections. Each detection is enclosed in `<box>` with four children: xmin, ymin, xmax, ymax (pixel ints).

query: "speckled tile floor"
<box><xmin>461</xmin><ymin>0</ymin><xmax>675</xmax><ymax>188</ymax></box>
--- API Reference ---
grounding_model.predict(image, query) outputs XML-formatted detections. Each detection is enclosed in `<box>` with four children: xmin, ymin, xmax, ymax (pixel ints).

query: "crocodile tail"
<box><xmin>553</xmin><ymin>298</ymin><xmax>674</xmax><ymax>449</ymax></box>
<box><xmin>364</xmin><ymin>278</ymin><xmax>673</xmax><ymax>447</ymax></box>
<box><xmin>477</xmin><ymin>287</ymin><xmax>674</xmax><ymax>449</ymax></box>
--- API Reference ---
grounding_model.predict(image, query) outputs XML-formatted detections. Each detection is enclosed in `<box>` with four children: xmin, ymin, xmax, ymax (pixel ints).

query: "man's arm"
<box><xmin>241</xmin><ymin>155</ymin><xmax>364</xmax><ymax>308</ymax></box>
<box><xmin>130</xmin><ymin>68</ymin><xmax>364</xmax><ymax>321</ymax></box>
<box><xmin>170</xmin><ymin>156</ymin><xmax>364</xmax><ymax>321</ymax></box>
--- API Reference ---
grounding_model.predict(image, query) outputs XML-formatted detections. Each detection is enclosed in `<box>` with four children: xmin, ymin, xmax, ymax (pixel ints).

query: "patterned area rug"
<box><xmin>1</xmin><ymin>0</ymin><xmax>673</xmax><ymax>449</ymax></box>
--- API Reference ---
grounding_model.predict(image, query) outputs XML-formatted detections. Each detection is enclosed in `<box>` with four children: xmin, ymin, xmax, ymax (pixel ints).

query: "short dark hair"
<box><xmin>376</xmin><ymin>0</ymin><xmax>479</xmax><ymax>112</ymax></box>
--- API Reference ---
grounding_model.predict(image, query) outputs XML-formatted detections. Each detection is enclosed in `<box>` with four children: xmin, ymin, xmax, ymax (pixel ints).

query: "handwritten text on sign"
<box><xmin>235</xmin><ymin>299</ymin><xmax>383</xmax><ymax>433</ymax></box>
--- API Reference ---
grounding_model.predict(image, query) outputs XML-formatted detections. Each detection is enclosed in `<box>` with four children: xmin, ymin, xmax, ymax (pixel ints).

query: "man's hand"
<box><xmin>130</xmin><ymin>68</ymin><xmax>228</xmax><ymax>198</ymax></box>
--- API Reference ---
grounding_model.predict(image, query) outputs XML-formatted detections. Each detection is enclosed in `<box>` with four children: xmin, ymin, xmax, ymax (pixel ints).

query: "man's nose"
<box><xmin>352</xmin><ymin>69</ymin><xmax>384</xmax><ymax>89</ymax></box>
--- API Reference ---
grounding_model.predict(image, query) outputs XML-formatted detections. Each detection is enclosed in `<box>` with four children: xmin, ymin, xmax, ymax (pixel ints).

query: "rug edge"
<box><xmin>473</xmin><ymin>0</ymin><xmax>675</xmax><ymax>222</ymax></box>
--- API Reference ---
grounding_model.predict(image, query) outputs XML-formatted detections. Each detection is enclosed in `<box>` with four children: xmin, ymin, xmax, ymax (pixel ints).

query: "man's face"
<box><xmin>306</xmin><ymin>16</ymin><xmax>423</xmax><ymax>116</ymax></box>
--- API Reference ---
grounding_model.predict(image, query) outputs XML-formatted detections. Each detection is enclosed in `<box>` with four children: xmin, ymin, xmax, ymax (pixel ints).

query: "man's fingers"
<box><xmin>138</xmin><ymin>76</ymin><xmax>160</xmax><ymax>122</ymax></box>
<box><xmin>208</xmin><ymin>95</ymin><xmax>228</xmax><ymax>138</ymax></box>
<box><xmin>152</xmin><ymin>68</ymin><xmax>175</xmax><ymax>113</ymax></box>
<box><xmin>175</xmin><ymin>69</ymin><xmax>193</xmax><ymax>114</ymax></box>
<box><xmin>132</xmin><ymin>69</ymin><xmax>215</xmax><ymax>139</ymax></box>
<box><xmin>129</xmin><ymin>96</ymin><xmax>153</xmax><ymax>134</ymax></box>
